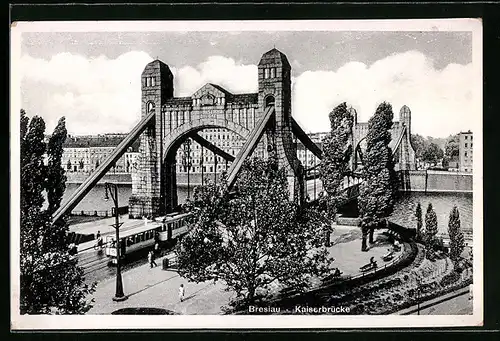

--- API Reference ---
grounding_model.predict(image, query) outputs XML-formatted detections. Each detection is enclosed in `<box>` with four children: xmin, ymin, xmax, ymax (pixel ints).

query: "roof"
<box><xmin>63</xmin><ymin>135</ymin><xmax>140</xmax><ymax>151</ymax></box>
<box><xmin>115</xmin><ymin>222</ymin><xmax>162</xmax><ymax>239</ymax></box>
<box><xmin>259</xmin><ymin>48</ymin><xmax>291</xmax><ymax>68</ymax></box>
<box><xmin>165</xmin><ymin>97</ymin><xmax>192</xmax><ymax>105</ymax></box>
<box><xmin>208</xmin><ymin>83</ymin><xmax>233</xmax><ymax>97</ymax></box>
<box><xmin>231</xmin><ymin>93</ymin><xmax>258</xmax><ymax>104</ymax></box>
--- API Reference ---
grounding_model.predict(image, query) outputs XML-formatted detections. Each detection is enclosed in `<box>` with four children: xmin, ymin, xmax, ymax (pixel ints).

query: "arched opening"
<box><xmin>147</xmin><ymin>101</ymin><xmax>155</xmax><ymax>114</ymax></box>
<box><xmin>161</xmin><ymin>125</ymin><xmax>248</xmax><ymax>214</ymax></box>
<box><xmin>265</xmin><ymin>95</ymin><xmax>275</xmax><ymax>108</ymax></box>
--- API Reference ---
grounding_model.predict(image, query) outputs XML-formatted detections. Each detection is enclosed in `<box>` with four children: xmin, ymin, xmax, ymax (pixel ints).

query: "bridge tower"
<box><xmin>397</xmin><ymin>105</ymin><xmax>416</xmax><ymax>170</ymax></box>
<box><xmin>129</xmin><ymin>60</ymin><xmax>174</xmax><ymax>218</ymax></box>
<box><xmin>258</xmin><ymin>48</ymin><xmax>304</xmax><ymax>204</ymax></box>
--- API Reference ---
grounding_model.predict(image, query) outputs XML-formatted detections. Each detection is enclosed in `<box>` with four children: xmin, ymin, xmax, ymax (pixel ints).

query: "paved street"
<box><xmin>408</xmin><ymin>290</ymin><xmax>473</xmax><ymax>315</ymax></box>
<box><xmin>87</xmin><ymin>253</ymin><xmax>235</xmax><ymax>315</ymax></box>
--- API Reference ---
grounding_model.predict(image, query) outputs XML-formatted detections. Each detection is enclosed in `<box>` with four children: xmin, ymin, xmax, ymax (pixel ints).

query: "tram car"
<box><xmin>104</xmin><ymin>212</ymin><xmax>192</xmax><ymax>264</ymax></box>
<box><xmin>154</xmin><ymin>212</ymin><xmax>193</xmax><ymax>241</ymax></box>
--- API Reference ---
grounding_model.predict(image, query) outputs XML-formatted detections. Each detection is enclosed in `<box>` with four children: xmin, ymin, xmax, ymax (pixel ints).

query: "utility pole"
<box><xmin>105</xmin><ymin>182</ymin><xmax>127</xmax><ymax>302</ymax></box>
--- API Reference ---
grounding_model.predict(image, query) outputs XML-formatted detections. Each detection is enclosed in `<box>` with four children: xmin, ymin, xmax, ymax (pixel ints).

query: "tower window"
<box><xmin>264</xmin><ymin>68</ymin><xmax>270</xmax><ymax>79</ymax></box>
<box><xmin>146</xmin><ymin>77</ymin><xmax>150</xmax><ymax>87</ymax></box>
<box><xmin>270</xmin><ymin>68</ymin><xmax>276</xmax><ymax>78</ymax></box>
<box><xmin>151</xmin><ymin>77</ymin><xmax>155</xmax><ymax>86</ymax></box>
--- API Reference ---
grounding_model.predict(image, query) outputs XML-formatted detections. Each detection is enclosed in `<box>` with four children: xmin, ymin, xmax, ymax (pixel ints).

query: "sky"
<box><xmin>15</xmin><ymin>22</ymin><xmax>480</xmax><ymax>138</ymax></box>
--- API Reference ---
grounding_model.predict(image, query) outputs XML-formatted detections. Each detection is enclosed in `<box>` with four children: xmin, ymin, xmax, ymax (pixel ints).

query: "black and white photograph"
<box><xmin>10</xmin><ymin>19</ymin><xmax>482</xmax><ymax>329</ymax></box>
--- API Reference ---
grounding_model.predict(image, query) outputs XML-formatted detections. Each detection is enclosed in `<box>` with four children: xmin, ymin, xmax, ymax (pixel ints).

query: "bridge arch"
<box><xmin>162</xmin><ymin>118</ymin><xmax>251</xmax><ymax>161</ymax></box>
<box><xmin>160</xmin><ymin>118</ymin><xmax>252</xmax><ymax>212</ymax></box>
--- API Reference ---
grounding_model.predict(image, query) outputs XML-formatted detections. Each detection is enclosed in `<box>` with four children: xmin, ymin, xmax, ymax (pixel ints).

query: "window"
<box><xmin>465</xmin><ymin>143</ymin><xmax>468</xmax><ymax>148</ymax></box>
<box><xmin>465</xmin><ymin>152</ymin><xmax>468</xmax><ymax>157</ymax></box>
<box><xmin>465</xmin><ymin>136</ymin><xmax>468</xmax><ymax>140</ymax></box>
<box><xmin>471</xmin><ymin>143</ymin><xmax>473</xmax><ymax>148</ymax></box>
<box><xmin>151</xmin><ymin>77</ymin><xmax>155</xmax><ymax>86</ymax></box>
<box><xmin>264</xmin><ymin>68</ymin><xmax>269</xmax><ymax>79</ymax></box>
<box><xmin>270</xmin><ymin>68</ymin><xmax>276</xmax><ymax>78</ymax></box>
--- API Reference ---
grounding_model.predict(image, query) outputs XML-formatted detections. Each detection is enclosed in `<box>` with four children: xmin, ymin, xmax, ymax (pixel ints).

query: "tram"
<box><xmin>104</xmin><ymin>212</ymin><xmax>192</xmax><ymax>264</ymax></box>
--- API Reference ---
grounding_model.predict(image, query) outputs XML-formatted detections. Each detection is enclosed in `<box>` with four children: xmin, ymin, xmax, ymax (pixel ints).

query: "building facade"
<box><xmin>61</xmin><ymin>134</ymin><xmax>140</xmax><ymax>175</ymax></box>
<box><xmin>458</xmin><ymin>130</ymin><xmax>473</xmax><ymax>172</ymax></box>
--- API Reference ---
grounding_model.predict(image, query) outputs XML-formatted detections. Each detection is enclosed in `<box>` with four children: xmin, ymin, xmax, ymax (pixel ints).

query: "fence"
<box><xmin>67</xmin><ymin>231</ymin><xmax>95</xmax><ymax>245</ymax></box>
<box><xmin>70</xmin><ymin>206</ymin><xmax>129</xmax><ymax>217</ymax></box>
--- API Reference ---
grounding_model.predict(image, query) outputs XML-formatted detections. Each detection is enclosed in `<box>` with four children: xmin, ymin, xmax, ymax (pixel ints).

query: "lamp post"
<box><xmin>412</xmin><ymin>270</ymin><xmax>422</xmax><ymax>315</ymax></box>
<box><xmin>105</xmin><ymin>182</ymin><xmax>127</xmax><ymax>302</ymax></box>
<box><xmin>182</xmin><ymin>139</ymin><xmax>192</xmax><ymax>200</ymax></box>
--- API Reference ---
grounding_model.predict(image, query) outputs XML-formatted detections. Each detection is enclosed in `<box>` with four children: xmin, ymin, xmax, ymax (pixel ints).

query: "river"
<box><xmin>63</xmin><ymin>184</ymin><xmax>473</xmax><ymax>237</ymax></box>
<box><xmin>389</xmin><ymin>192</ymin><xmax>473</xmax><ymax>236</ymax></box>
<box><xmin>61</xmin><ymin>183</ymin><xmax>189</xmax><ymax>214</ymax></box>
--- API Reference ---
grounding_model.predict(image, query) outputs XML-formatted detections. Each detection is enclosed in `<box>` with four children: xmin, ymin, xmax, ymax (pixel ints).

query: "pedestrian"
<box><xmin>154</xmin><ymin>241</ymin><xmax>159</xmax><ymax>256</ymax></box>
<box><xmin>148</xmin><ymin>251</ymin><xmax>157</xmax><ymax>268</ymax></box>
<box><xmin>179</xmin><ymin>284</ymin><xmax>185</xmax><ymax>302</ymax></box>
<box><xmin>96</xmin><ymin>230</ymin><xmax>103</xmax><ymax>250</ymax></box>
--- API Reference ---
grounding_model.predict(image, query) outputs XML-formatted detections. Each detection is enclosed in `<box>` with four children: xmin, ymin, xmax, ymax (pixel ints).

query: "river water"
<box><xmin>61</xmin><ymin>183</ymin><xmax>188</xmax><ymax>214</ymax></box>
<box><xmin>389</xmin><ymin>192</ymin><xmax>473</xmax><ymax>236</ymax></box>
<box><xmin>63</xmin><ymin>184</ymin><xmax>473</xmax><ymax>236</ymax></box>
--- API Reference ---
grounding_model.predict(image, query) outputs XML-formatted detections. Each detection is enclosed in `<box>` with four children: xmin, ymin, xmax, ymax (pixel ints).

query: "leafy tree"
<box><xmin>358</xmin><ymin>102</ymin><xmax>398</xmax><ymax>251</ymax></box>
<box><xmin>421</xmin><ymin>142</ymin><xmax>444</xmax><ymax>164</ymax></box>
<box><xmin>424</xmin><ymin>203</ymin><xmax>438</xmax><ymax>247</ymax></box>
<box><xmin>177</xmin><ymin>157</ymin><xmax>333</xmax><ymax>308</ymax></box>
<box><xmin>415</xmin><ymin>202</ymin><xmax>423</xmax><ymax>242</ymax></box>
<box><xmin>46</xmin><ymin>117</ymin><xmax>67</xmax><ymax>216</ymax></box>
<box><xmin>448</xmin><ymin>206</ymin><xmax>465</xmax><ymax>262</ymax></box>
<box><xmin>20</xmin><ymin>110</ymin><xmax>95</xmax><ymax>314</ymax></box>
<box><xmin>320</xmin><ymin>102</ymin><xmax>354</xmax><ymax>220</ymax></box>
<box><xmin>444</xmin><ymin>134</ymin><xmax>460</xmax><ymax>161</ymax></box>
<box><xmin>410</xmin><ymin>134</ymin><xmax>429</xmax><ymax>160</ymax></box>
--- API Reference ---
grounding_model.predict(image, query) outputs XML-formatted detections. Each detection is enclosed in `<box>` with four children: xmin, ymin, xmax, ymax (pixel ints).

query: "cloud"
<box><xmin>172</xmin><ymin>56</ymin><xmax>257</xmax><ymax>96</ymax></box>
<box><xmin>19</xmin><ymin>51</ymin><xmax>154</xmax><ymax>134</ymax></box>
<box><xmin>19</xmin><ymin>50</ymin><xmax>478</xmax><ymax>138</ymax></box>
<box><xmin>292</xmin><ymin>50</ymin><xmax>478</xmax><ymax>137</ymax></box>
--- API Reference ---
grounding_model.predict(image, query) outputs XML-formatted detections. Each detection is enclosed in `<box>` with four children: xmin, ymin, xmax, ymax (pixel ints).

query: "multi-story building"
<box><xmin>295</xmin><ymin>132</ymin><xmax>326</xmax><ymax>169</ymax></box>
<box><xmin>174</xmin><ymin>128</ymin><xmax>265</xmax><ymax>175</ymax></box>
<box><xmin>61</xmin><ymin>134</ymin><xmax>140</xmax><ymax>175</ymax></box>
<box><xmin>458</xmin><ymin>130</ymin><xmax>473</xmax><ymax>172</ymax></box>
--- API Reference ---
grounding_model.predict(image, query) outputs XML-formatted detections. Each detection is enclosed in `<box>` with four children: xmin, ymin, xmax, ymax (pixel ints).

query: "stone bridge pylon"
<box><xmin>129</xmin><ymin>48</ymin><xmax>304</xmax><ymax>218</ymax></box>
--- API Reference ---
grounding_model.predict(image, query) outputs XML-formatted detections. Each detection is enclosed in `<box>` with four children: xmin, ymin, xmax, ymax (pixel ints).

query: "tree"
<box><xmin>46</xmin><ymin>117</ymin><xmax>67</xmax><ymax>216</ymax></box>
<box><xmin>415</xmin><ymin>202</ymin><xmax>423</xmax><ymax>242</ymax></box>
<box><xmin>421</xmin><ymin>142</ymin><xmax>444</xmax><ymax>164</ymax></box>
<box><xmin>444</xmin><ymin>134</ymin><xmax>460</xmax><ymax>161</ymax></box>
<box><xmin>320</xmin><ymin>102</ymin><xmax>354</xmax><ymax>219</ymax></box>
<box><xmin>410</xmin><ymin>134</ymin><xmax>429</xmax><ymax>160</ymax></box>
<box><xmin>424</xmin><ymin>203</ymin><xmax>438</xmax><ymax>248</ymax></box>
<box><xmin>448</xmin><ymin>206</ymin><xmax>465</xmax><ymax>262</ymax></box>
<box><xmin>358</xmin><ymin>102</ymin><xmax>398</xmax><ymax>251</ymax></box>
<box><xmin>177</xmin><ymin>157</ymin><xmax>333</xmax><ymax>308</ymax></box>
<box><xmin>20</xmin><ymin>110</ymin><xmax>95</xmax><ymax>314</ymax></box>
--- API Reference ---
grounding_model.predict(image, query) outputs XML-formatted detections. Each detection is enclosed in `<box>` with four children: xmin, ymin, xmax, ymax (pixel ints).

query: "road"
<box><xmin>408</xmin><ymin>290</ymin><xmax>473</xmax><ymax>315</ymax></box>
<box><xmin>71</xmin><ymin>217</ymin><xmax>163</xmax><ymax>283</ymax></box>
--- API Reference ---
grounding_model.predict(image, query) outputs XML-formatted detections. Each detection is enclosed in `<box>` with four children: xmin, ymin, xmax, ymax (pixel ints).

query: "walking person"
<box><xmin>154</xmin><ymin>241</ymin><xmax>160</xmax><ymax>257</ymax></box>
<box><xmin>96</xmin><ymin>230</ymin><xmax>103</xmax><ymax>250</ymax></box>
<box><xmin>179</xmin><ymin>284</ymin><xmax>185</xmax><ymax>302</ymax></box>
<box><xmin>148</xmin><ymin>251</ymin><xmax>157</xmax><ymax>268</ymax></box>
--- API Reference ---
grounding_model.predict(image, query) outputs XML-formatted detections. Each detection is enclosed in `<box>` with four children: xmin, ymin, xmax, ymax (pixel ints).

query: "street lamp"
<box><xmin>183</xmin><ymin>139</ymin><xmax>192</xmax><ymax>200</ymax></box>
<box><xmin>412</xmin><ymin>270</ymin><xmax>422</xmax><ymax>315</ymax></box>
<box><xmin>105</xmin><ymin>182</ymin><xmax>127</xmax><ymax>302</ymax></box>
